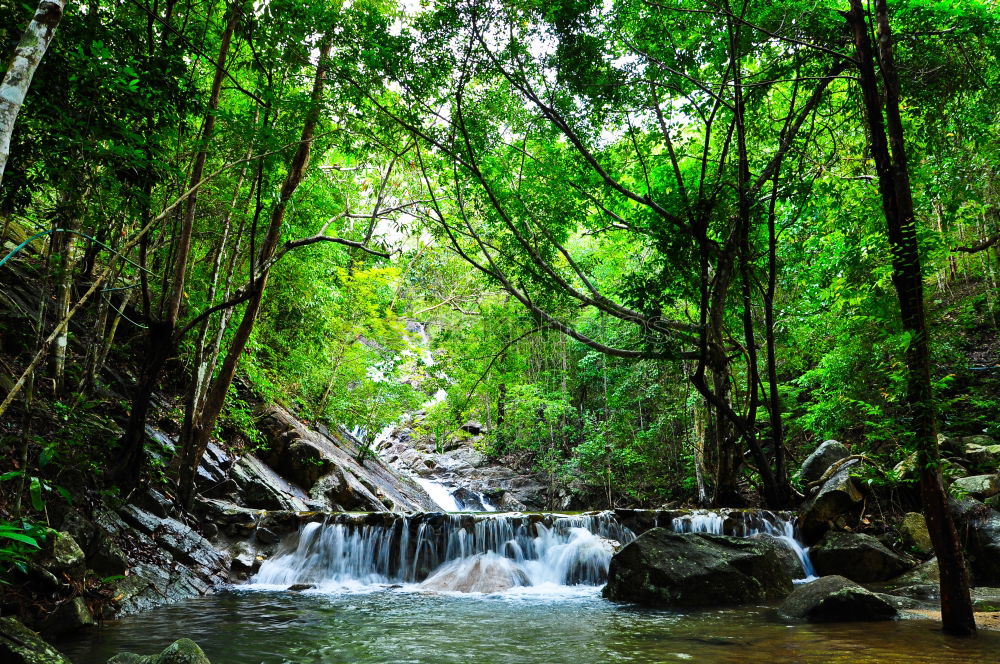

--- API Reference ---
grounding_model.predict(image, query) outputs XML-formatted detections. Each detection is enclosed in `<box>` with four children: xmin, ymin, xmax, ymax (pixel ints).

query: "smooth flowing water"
<box><xmin>59</xmin><ymin>587</ymin><xmax>1000</xmax><ymax>664</ymax></box>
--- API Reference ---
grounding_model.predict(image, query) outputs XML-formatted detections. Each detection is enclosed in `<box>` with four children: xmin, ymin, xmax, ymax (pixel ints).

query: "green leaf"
<box><xmin>0</xmin><ymin>532</ymin><xmax>40</xmax><ymax>548</ymax></box>
<box><xmin>29</xmin><ymin>477</ymin><xmax>44</xmax><ymax>512</ymax></box>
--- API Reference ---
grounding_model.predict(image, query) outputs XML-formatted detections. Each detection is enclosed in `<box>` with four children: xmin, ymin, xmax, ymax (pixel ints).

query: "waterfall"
<box><xmin>249</xmin><ymin>509</ymin><xmax>816</xmax><ymax>593</ymax></box>
<box><xmin>672</xmin><ymin>509</ymin><xmax>816</xmax><ymax>582</ymax></box>
<box><xmin>251</xmin><ymin>512</ymin><xmax>634</xmax><ymax>591</ymax></box>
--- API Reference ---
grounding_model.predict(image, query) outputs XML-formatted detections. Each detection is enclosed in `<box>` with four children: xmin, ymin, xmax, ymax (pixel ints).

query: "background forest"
<box><xmin>0</xmin><ymin>0</ymin><xmax>998</xmax><ymax>527</ymax></box>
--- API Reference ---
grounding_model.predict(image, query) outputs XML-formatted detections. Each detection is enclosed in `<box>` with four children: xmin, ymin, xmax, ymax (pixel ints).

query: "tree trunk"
<box><xmin>845</xmin><ymin>0</ymin><xmax>975</xmax><ymax>637</ymax></box>
<box><xmin>0</xmin><ymin>0</ymin><xmax>66</xmax><ymax>185</ymax></box>
<box><xmin>177</xmin><ymin>34</ymin><xmax>334</xmax><ymax>508</ymax></box>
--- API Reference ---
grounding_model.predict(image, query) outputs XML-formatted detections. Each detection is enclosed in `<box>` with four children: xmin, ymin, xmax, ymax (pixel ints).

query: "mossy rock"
<box><xmin>0</xmin><ymin>616</ymin><xmax>72</xmax><ymax>664</ymax></box>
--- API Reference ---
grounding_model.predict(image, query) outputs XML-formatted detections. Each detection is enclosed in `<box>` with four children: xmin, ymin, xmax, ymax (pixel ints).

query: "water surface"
<box><xmin>60</xmin><ymin>586</ymin><xmax>1000</xmax><ymax>664</ymax></box>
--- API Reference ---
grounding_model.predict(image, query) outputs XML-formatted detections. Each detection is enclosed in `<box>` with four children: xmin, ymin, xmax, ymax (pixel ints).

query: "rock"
<box><xmin>41</xmin><ymin>531</ymin><xmax>86</xmax><ymax>579</ymax></box>
<box><xmin>799</xmin><ymin>459</ymin><xmax>864</xmax><ymax>544</ymax></box>
<box><xmin>810</xmin><ymin>531</ymin><xmax>912</xmax><ymax>583</ymax></box>
<box><xmin>750</xmin><ymin>533</ymin><xmax>806</xmax><ymax>580</ymax></box>
<box><xmin>90</xmin><ymin>534</ymin><xmax>128</xmax><ymax>578</ymax></box>
<box><xmin>887</xmin><ymin>557</ymin><xmax>940</xmax><ymax>586</ymax></box>
<box><xmin>0</xmin><ymin>616</ymin><xmax>72</xmax><ymax>664</ymax></box>
<box><xmin>603</xmin><ymin>529</ymin><xmax>792</xmax><ymax>608</ymax></box>
<box><xmin>963</xmin><ymin>437</ymin><xmax>1000</xmax><ymax>468</ymax></box>
<box><xmin>108</xmin><ymin>638</ymin><xmax>211</xmax><ymax>664</ymax></box>
<box><xmin>800</xmin><ymin>440</ymin><xmax>850</xmax><ymax>484</ymax></box>
<box><xmin>255</xmin><ymin>527</ymin><xmax>280</xmax><ymax>545</ymax></box>
<box><xmin>777</xmin><ymin>575</ymin><xmax>898</xmax><ymax>622</ymax></box>
<box><xmin>898</xmin><ymin>512</ymin><xmax>933</xmax><ymax>556</ymax></box>
<box><xmin>951</xmin><ymin>498</ymin><xmax>1000</xmax><ymax>585</ymax></box>
<box><xmin>421</xmin><ymin>554</ymin><xmax>529</xmax><ymax>593</ymax></box>
<box><xmin>451</xmin><ymin>487</ymin><xmax>488</xmax><ymax>512</ymax></box>
<box><xmin>41</xmin><ymin>597</ymin><xmax>95</xmax><ymax>637</ymax></box>
<box><xmin>459</xmin><ymin>420</ymin><xmax>483</xmax><ymax>435</ymax></box>
<box><xmin>952</xmin><ymin>474</ymin><xmax>1000</xmax><ymax>499</ymax></box>
<box><xmin>59</xmin><ymin>510</ymin><xmax>97</xmax><ymax>552</ymax></box>
<box><xmin>287</xmin><ymin>583</ymin><xmax>316</xmax><ymax>591</ymax></box>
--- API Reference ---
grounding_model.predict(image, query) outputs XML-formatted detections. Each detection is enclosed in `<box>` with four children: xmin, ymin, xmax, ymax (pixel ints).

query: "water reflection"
<box><xmin>59</xmin><ymin>588</ymin><xmax>1000</xmax><ymax>664</ymax></box>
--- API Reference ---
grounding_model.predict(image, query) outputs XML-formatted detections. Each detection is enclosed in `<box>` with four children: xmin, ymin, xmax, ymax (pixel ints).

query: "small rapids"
<box><xmin>250</xmin><ymin>512</ymin><xmax>632</xmax><ymax>592</ymax></box>
<box><xmin>249</xmin><ymin>509</ymin><xmax>815</xmax><ymax>594</ymax></box>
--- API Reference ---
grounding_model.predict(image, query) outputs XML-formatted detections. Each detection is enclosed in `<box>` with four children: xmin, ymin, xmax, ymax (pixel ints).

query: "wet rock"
<box><xmin>799</xmin><ymin>459</ymin><xmax>863</xmax><ymax>544</ymax></box>
<box><xmin>810</xmin><ymin>532</ymin><xmax>912</xmax><ymax>583</ymax></box>
<box><xmin>777</xmin><ymin>575</ymin><xmax>897</xmax><ymax>622</ymax></box>
<box><xmin>0</xmin><ymin>616</ymin><xmax>72</xmax><ymax>664</ymax></box>
<box><xmin>603</xmin><ymin>529</ymin><xmax>792</xmax><ymax>608</ymax></box>
<box><xmin>951</xmin><ymin>498</ymin><xmax>1000</xmax><ymax>585</ymax></box>
<box><xmin>287</xmin><ymin>583</ymin><xmax>316</xmax><ymax>591</ymax></box>
<box><xmin>952</xmin><ymin>474</ymin><xmax>1000</xmax><ymax>499</ymax></box>
<box><xmin>89</xmin><ymin>534</ymin><xmax>128</xmax><ymax>578</ymax></box>
<box><xmin>750</xmin><ymin>533</ymin><xmax>806</xmax><ymax>580</ymax></box>
<box><xmin>255</xmin><ymin>527</ymin><xmax>280</xmax><ymax>545</ymax></box>
<box><xmin>421</xmin><ymin>554</ymin><xmax>530</xmax><ymax>593</ymax></box>
<box><xmin>451</xmin><ymin>487</ymin><xmax>487</xmax><ymax>512</ymax></box>
<box><xmin>800</xmin><ymin>440</ymin><xmax>850</xmax><ymax>484</ymax></box>
<box><xmin>59</xmin><ymin>510</ymin><xmax>97</xmax><ymax>553</ymax></box>
<box><xmin>108</xmin><ymin>638</ymin><xmax>211</xmax><ymax>664</ymax></box>
<box><xmin>41</xmin><ymin>597</ymin><xmax>96</xmax><ymax>637</ymax></box>
<box><xmin>898</xmin><ymin>512</ymin><xmax>933</xmax><ymax>556</ymax></box>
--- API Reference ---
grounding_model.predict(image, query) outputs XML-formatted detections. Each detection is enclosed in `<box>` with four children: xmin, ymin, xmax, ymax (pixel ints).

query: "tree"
<box><xmin>0</xmin><ymin>0</ymin><xmax>66</xmax><ymax>185</ymax></box>
<box><xmin>843</xmin><ymin>0</ymin><xmax>975</xmax><ymax>637</ymax></box>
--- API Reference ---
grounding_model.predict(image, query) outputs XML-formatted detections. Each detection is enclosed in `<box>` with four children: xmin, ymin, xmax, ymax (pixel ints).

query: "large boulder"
<box><xmin>777</xmin><ymin>575</ymin><xmax>898</xmax><ymax>623</ymax></box>
<box><xmin>800</xmin><ymin>440</ymin><xmax>850</xmax><ymax>484</ymax></box>
<box><xmin>0</xmin><ymin>616</ymin><xmax>72</xmax><ymax>664</ymax></box>
<box><xmin>952</xmin><ymin>474</ymin><xmax>1000</xmax><ymax>500</ymax></box>
<box><xmin>107</xmin><ymin>639</ymin><xmax>210</xmax><ymax>664</ymax></box>
<box><xmin>951</xmin><ymin>498</ymin><xmax>1000</xmax><ymax>585</ymax></box>
<box><xmin>810</xmin><ymin>531</ymin><xmax>912</xmax><ymax>583</ymax></box>
<box><xmin>799</xmin><ymin>459</ymin><xmax>864</xmax><ymax>544</ymax></box>
<box><xmin>962</xmin><ymin>436</ymin><xmax>1000</xmax><ymax>468</ymax></box>
<box><xmin>603</xmin><ymin>529</ymin><xmax>792</xmax><ymax>608</ymax></box>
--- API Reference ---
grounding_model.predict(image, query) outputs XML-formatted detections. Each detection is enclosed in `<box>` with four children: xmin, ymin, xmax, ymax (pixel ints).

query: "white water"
<box><xmin>251</xmin><ymin>512</ymin><xmax>633</xmax><ymax>593</ymax></box>
<box><xmin>415</xmin><ymin>478</ymin><xmax>462</xmax><ymax>512</ymax></box>
<box><xmin>672</xmin><ymin>509</ymin><xmax>817</xmax><ymax>582</ymax></box>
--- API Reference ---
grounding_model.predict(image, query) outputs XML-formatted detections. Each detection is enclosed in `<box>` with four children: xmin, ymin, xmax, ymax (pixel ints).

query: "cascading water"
<box><xmin>672</xmin><ymin>509</ymin><xmax>817</xmax><ymax>582</ymax></box>
<box><xmin>251</xmin><ymin>512</ymin><xmax>634</xmax><ymax>592</ymax></box>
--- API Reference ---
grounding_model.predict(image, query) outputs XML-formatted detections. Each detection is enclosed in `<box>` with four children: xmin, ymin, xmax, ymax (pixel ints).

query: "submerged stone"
<box><xmin>107</xmin><ymin>638</ymin><xmax>210</xmax><ymax>664</ymax></box>
<box><xmin>603</xmin><ymin>529</ymin><xmax>792</xmax><ymax>608</ymax></box>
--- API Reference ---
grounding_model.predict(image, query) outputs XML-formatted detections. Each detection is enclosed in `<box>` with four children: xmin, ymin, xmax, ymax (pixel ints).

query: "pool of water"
<box><xmin>58</xmin><ymin>586</ymin><xmax>1000</xmax><ymax>664</ymax></box>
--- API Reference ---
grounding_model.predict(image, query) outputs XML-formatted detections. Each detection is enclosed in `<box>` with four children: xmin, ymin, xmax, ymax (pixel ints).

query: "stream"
<box><xmin>58</xmin><ymin>587</ymin><xmax>1000</xmax><ymax>664</ymax></box>
<box><xmin>57</xmin><ymin>505</ymin><xmax>1000</xmax><ymax>663</ymax></box>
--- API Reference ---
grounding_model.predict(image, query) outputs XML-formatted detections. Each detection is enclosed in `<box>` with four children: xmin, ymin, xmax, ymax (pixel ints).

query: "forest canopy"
<box><xmin>0</xmin><ymin>0</ymin><xmax>997</xmax><ymax>514</ymax></box>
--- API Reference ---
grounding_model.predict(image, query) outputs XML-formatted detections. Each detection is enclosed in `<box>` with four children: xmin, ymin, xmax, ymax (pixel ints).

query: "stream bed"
<box><xmin>59</xmin><ymin>586</ymin><xmax>1000</xmax><ymax>664</ymax></box>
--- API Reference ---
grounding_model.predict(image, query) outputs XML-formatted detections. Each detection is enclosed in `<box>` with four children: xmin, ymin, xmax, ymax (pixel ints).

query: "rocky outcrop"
<box><xmin>800</xmin><ymin>440</ymin><xmax>850</xmax><ymax>484</ymax></box>
<box><xmin>799</xmin><ymin>459</ymin><xmax>864</xmax><ymax>544</ymax></box>
<box><xmin>810</xmin><ymin>531</ymin><xmax>912</xmax><ymax>583</ymax></box>
<box><xmin>0</xmin><ymin>616</ymin><xmax>72</xmax><ymax>664</ymax></box>
<box><xmin>107</xmin><ymin>638</ymin><xmax>210</xmax><ymax>664</ymax></box>
<box><xmin>257</xmin><ymin>405</ymin><xmax>438</xmax><ymax>513</ymax></box>
<box><xmin>777</xmin><ymin>575</ymin><xmax>898</xmax><ymax>623</ymax></box>
<box><xmin>603</xmin><ymin>529</ymin><xmax>792</xmax><ymax>607</ymax></box>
